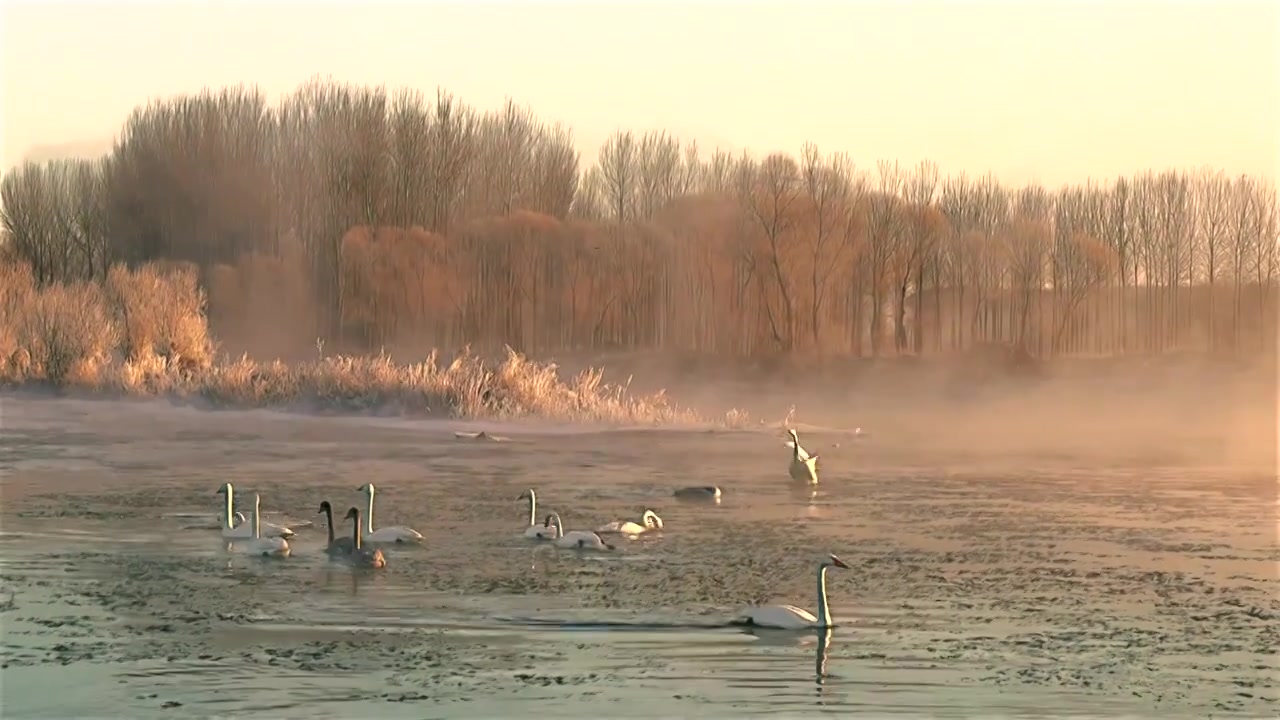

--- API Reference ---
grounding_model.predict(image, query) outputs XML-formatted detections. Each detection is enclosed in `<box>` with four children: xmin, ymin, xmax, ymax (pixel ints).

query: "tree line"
<box><xmin>2</xmin><ymin>79</ymin><xmax>1277</xmax><ymax>359</ymax></box>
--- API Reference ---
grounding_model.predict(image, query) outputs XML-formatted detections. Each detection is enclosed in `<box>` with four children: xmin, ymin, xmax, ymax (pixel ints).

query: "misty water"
<box><xmin>0</xmin><ymin>395</ymin><xmax>1276</xmax><ymax>718</ymax></box>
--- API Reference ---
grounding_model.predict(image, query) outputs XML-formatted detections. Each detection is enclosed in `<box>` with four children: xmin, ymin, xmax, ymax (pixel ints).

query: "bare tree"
<box><xmin>635</xmin><ymin>131</ymin><xmax>682</xmax><ymax>219</ymax></box>
<box><xmin>799</xmin><ymin>144</ymin><xmax>856</xmax><ymax>347</ymax></box>
<box><xmin>895</xmin><ymin>160</ymin><xmax>941</xmax><ymax>353</ymax></box>
<box><xmin>862</xmin><ymin>160</ymin><xmax>907</xmax><ymax>355</ymax></box>
<box><xmin>596</xmin><ymin>131</ymin><xmax>638</xmax><ymax>225</ymax></box>
<box><xmin>1193</xmin><ymin>168</ymin><xmax>1231</xmax><ymax>350</ymax></box>
<box><xmin>739</xmin><ymin>153</ymin><xmax>804</xmax><ymax>349</ymax></box>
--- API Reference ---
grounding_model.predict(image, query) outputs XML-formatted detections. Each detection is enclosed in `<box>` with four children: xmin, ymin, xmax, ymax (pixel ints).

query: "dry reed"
<box><xmin>0</xmin><ymin>260</ymin><xmax>733</xmax><ymax>426</ymax></box>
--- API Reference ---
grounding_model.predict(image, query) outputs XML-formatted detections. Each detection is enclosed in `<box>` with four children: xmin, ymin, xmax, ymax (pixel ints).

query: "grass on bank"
<box><xmin>0</xmin><ymin>261</ymin><xmax>745</xmax><ymax>426</ymax></box>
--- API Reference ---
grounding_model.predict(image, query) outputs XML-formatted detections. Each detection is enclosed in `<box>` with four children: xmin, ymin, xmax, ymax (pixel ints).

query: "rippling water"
<box><xmin>0</xmin><ymin>396</ymin><xmax>1276</xmax><ymax>718</ymax></box>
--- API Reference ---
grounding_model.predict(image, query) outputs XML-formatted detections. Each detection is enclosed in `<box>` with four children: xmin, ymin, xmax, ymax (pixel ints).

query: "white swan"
<box><xmin>342</xmin><ymin>507</ymin><xmax>387</xmax><ymax>569</ymax></box>
<box><xmin>547</xmin><ymin>513</ymin><xmax>614</xmax><ymax>551</ymax></box>
<box><xmin>216</xmin><ymin>483</ymin><xmax>296</xmax><ymax>539</ymax></box>
<box><xmin>738</xmin><ymin>554</ymin><xmax>849</xmax><ymax>629</ymax></box>
<box><xmin>234</xmin><ymin>494</ymin><xmax>291</xmax><ymax>558</ymax></box>
<box><xmin>518</xmin><ymin>489</ymin><xmax>559</xmax><ymax>540</ymax></box>
<box><xmin>786</xmin><ymin>428</ymin><xmax>819</xmax><ymax>485</ymax></box>
<box><xmin>596</xmin><ymin>509</ymin><xmax>663</xmax><ymax>536</ymax></box>
<box><xmin>355</xmin><ymin>483</ymin><xmax>425</xmax><ymax>545</ymax></box>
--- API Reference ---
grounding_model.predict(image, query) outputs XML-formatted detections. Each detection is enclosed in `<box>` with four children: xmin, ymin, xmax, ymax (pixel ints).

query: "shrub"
<box><xmin>0</xmin><ymin>259</ymin><xmax>723</xmax><ymax>425</ymax></box>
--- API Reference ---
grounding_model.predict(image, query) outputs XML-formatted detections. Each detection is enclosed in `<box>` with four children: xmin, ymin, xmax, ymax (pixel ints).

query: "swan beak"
<box><xmin>830</xmin><ymin>555</ymin><xmax>851</xmax><ymax>569</ymax></box>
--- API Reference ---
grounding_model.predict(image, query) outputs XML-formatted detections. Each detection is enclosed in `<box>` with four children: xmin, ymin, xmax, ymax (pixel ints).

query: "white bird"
<box><xmin>232</xmin><ymin>494</ymin><xmax>291</xmax><ymax>558</ymax></box>
<box><xmin>738</xmin><ymin>554</ymin><xmax>850</xmax><ymax>629</ymax></box>
<box><xmin>786</xmin><ymin>428</ymin><xmax>819</xmax><ymax>485</ymax></box>
<box><xmin>355</xmin><ymin>483</ymin><xmax>425</xmax><ymax>545</ymax></box>
<box><xmin>518</xmin><ymin>489</ymin><xmax>559</xmax><ymax>540</ymax></box>
<box><xmin>216</xmin><ymin>483</ymin><xmax>296</xmax><ymax>539</ymax></box>
<box><xmin>547</xmin><ymin>513</ymin><xmax>614</xmax><ymax>551</ymax></box>
<box><xmin>341</xmin><ymin>507</ymin><xmax>388</xmax><ymax>569</ymax></box>
<box><xmin>596</xmin><ymin>509</ymin><xmax>664</xmax><ymax>536</ymax></box>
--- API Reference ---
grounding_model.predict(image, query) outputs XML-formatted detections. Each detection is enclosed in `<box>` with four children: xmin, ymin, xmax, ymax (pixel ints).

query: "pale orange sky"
<box><xmin>2</xmin><ymin>0</ymin><xmax>1277</xmax><ymax>188</ymax></box>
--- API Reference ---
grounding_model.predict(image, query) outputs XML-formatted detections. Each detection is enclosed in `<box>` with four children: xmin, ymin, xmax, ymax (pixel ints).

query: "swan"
<box><xmin>342</xmin><ymin>507</ymin><xmax>387</xmax><ymax>569</ymax></box>
<box><xmin>737</xmin><ymin>554</ymin><xmax>849</xmax><ymax>629</ymax></box>
<box><xmin>355</xmin><ymin>483</ymin><xmax>425</xmax><ymax>545</ymax></box>
<box><xmin>215</xmin><ymin>483</ymin><xmax>297</xmax><ymax>539</ymax></box>
<box><xmin>318</xmin><ymin>501</ymin><xmax>354</xmax><ymax>556</ymax></box>
<box><xmin>233</xmin><ymin>494</ymin><xmax>291</xmax><ymax>558</ymax></box>
<box><xmin>547</xmin><ymin>513</ymin><xmax>614</xmax><ymax>551</ymax></box>
<box><xmin>673</xmin><ymin>486</ymin><xmax>722</xmax><ymax>501</ymax></box>
<box><xmin>596</xmin><ymin>509</ymin><xmax>663</xmax><ymax>536</ymax></box>
<box><xmin>518</xmin><ymin>489</ymin><xmax>559</xmax><ymax>540</ymax></box>
<box><xmin>786</xmin><ymin>428</ymin><xmax>819</xmax><ymax>485</ymax></box>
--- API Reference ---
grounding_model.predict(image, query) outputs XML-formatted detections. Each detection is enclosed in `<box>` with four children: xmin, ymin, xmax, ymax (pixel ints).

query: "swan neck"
<box><xmin>816</xmin><ymin>564</ymin><xmax>832</xmax><ymax>628</ymax></box>
<box><xmin>351</xmin><ymin>510</ymin><xmax>362</xmax><ymax>550</ymax></box>
<box><xmin>253</xmin><ymin>496</ymin><xmax>262</xmax><ymax>539</ymax></box>
<box><xmin>527</xmin><ymin>490</ymin><xmax>537</xmax><ymax>526</ymax></box>
<box><xmin>323</xmin><ymin>505</ymin><xmax>335</xmax><ymax>544</ymax></box>
<box><xmin>364</xmin><ymin>487</ymin><xmax>375</xmax><ymax>534</ymax></box>
<box><xmin>223</xmin><ymin>486</ymin><xmax>235</xmax><ymax>530</ymax></box>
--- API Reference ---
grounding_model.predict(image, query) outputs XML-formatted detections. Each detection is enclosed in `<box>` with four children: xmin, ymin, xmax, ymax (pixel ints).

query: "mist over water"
<box><xmin>0</xmin><ymin>369</ymin><xmax>1275</xmax><ymax>717</ymax></box>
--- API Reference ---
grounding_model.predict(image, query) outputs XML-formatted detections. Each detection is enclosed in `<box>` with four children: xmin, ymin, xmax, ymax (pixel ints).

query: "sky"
<box><xmin>1</xmin><ymin>0</ymin><xmax>1277</xmax><ymax>189</ymax></box>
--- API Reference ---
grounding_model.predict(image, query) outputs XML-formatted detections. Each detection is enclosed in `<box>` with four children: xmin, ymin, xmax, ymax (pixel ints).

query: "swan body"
<box><xmin>674</xmin><ymin>486</ymin><xmax>722</xmax><ymax>501</ymax></box>
<box><xmin>596</xmin><ymin>509</ymin><xmax>663</xmax><ymax>536</ymax></box>
<box><xmin>318</xmin><ymin>501</ymin><xmax>354</xmax><ymax>557</ymax></box>
<box><xmin>518</xmin><ymin>489</ymin><xmax>559</xmax><ymax>540</ymax></box>
<box><xmin>548</xmin><ymin>513</ymin><xmax>614</xmax><ymax>551</ymax></box>
<box><xmin>216</xmin><ymin>483</ymin><xmax>296</xmax><ymax>539</ymax></box>
<box><xmin>787</xmin><ymin>428</ymin><xmax>819</xmax><ymax>485</ymax></box>
<box><xmin>739</xmin><ymin>554</ymin><xmax>849</xmax><ymax>629</ymax></box>
<box><xmin>356</xmin><ymin>483</ymin><xmax>425</xmax><ymax>545</ymax></box>
<box><xmin>234</xmin><ymin>494</ymin><xmax>291</xmax><ymax>558</ymax></box>
<box><xmin>342</xmin><ymin>507</ymin><xmax>387</xmax><ymax>569</ymax></box>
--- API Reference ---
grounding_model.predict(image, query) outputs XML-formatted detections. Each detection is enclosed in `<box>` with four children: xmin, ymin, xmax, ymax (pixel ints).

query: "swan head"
<box><xmin>824</xmin><ymin>554</ymin><xmax>850</xmax><ymax>570</ymax></box>
<box><xmin>343</xmin><ymin>507</ymin><xmax>361</xmax><ymax>521</ymax></box>
<box><xmin>642</xmin><ymin>510</ymin><xmax>664</xmax><ymax>529</ymax></box>
<box><xmin>356</xmin><ymin>483</ymin><xmax>374</xmax><ymax>495</ymax></box>
<box><xmin>215</xmin><ymin>482</ymin><xmax>232</xmax><ymax>496</ymax></box>
<box><xmin>318</xmin><ymin>501</ymin><xmax>333</xmax><ymax>514</ymax></box>
<box><xmin>788</xmin><ymin>427</ymin><xmax>800</xmax><ymax>441</ymax></box>
<box><xmin>517</xmin><ymin>489</ymin><xmax>534</xmax><ymax>501</ymax></box>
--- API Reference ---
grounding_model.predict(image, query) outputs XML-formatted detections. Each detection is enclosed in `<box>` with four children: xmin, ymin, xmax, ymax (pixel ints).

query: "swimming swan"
<box><xmin>673</xmin><ymin>486</ymin><xmax>722</xmax><ymax>502</ymax></box>
<box><xmin>518</xmin><ymin>489</ymin><xmax>559</xmax><ymax>540</ymax></box>
<box><xmin>596</xmin><ymin>509</ymin><xmax>664</xmax><ymax>536</ymax></box>
<box><xmin>355</xmin><ymin>483</ymin><xmax>425</xmax><ymax>545</ymax></box>
<box><xmin>235</xmin><ymin>494</ymin><xmax>291</xmax><ymax>558</ymax></box>
<box><xmin>318</xmin><ymin>501</ymin><xmax>354</xmax><ymax>556</ymax></box>
<box><xmin>216</xmin><ymin>483</ymin><xmax>297</xmax><ymax>539</ymax></box>
<box><xmin>342</xmin><ymin>507</ymin><xmax>388</xmax><ymax>569</ymax></box>
<box><xmin>786</xmin><ymin>428</ymin><xmax>819</xmax><ymax>485</ymax></box>
<box><xmin>738</xmin><ymin>554</ymin><xmax>850</xmax><ymax>629</ymax></box>
<box><xmin>547</xmin><ymin>513</ymin><xmax>614</xmax><ymax>551</ymax></box>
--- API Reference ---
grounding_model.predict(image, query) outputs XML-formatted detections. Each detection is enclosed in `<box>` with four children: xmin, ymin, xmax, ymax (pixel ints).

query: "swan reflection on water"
<box><xmin>741</xmin><ymin>626</ymin><xmax>835</xmax><ymax>698</ymax></box>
